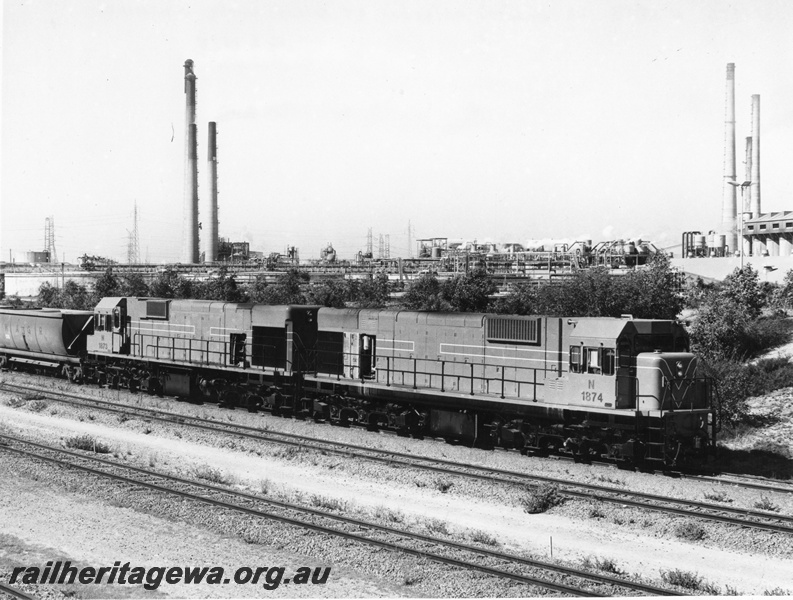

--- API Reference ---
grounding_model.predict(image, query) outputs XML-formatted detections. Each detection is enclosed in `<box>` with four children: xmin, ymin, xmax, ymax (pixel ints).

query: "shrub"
<box><xmin>754</xmin><ymin>495</ymin><xmax>780</xmax><ymax>512</ymax></box>
<box><xmin>424</xmin><ymin>518</ymin><xmax>450</xmax><ymax>535</ymax></box>
<box><xmin>581</xmin><ymin>556</ymin><xmax>625</xmax><ymax>576</ymax></box>
<box><xmin>660</xmin><ymin>569</ymin><xmax>704</xmax><ymax>591</ymax></box>
<box><xmin>703</xmin><ymin>489</ymin><xmax>732</xmax><ymax>503</ymax></box>
<box><xmin>434</xmin><ymin>479</ymin><xmax>454</xmax><ymax>493</ymax></box>
<box><xmin>64</xmin><ymin>434</ymin><xmax>111</xmax><ymax>454</ymax></box>
<box><xmin>673</xmin><ymin>520</ymin><xmax>706</xmax><ymax>541</ymax></box>
<box><xmin>192</xmin><ymin>465</ymin><xmax>231</xmax><ymax>485</ymax></box>
<box><xmin>764</xmin><ymin>587</ymin><xmax>792</xmax><ymax>596</ymax></box>
<box><xmin>310</xmin><ymin>495</ymin><xmax>348</xmax><ymax>512</ymax></box>
<box><xmin>521</xmin><ymin>483</ymin><xmax>565</xmax><ymax>514</ymax></box>
<box><xmin>469</xmin><ymin>529</ymin><xmax>499</xmax><ymax>546</ymax></box>
<box><xmin>26</xmin><ymin>400</ymin><xmax>49</xmax><ymax>413</ymax></box>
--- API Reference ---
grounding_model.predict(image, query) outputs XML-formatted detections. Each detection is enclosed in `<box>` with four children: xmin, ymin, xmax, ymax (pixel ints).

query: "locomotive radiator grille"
<box><xmin>486</xmin><ymin>317</ymin><xmax>541</xmax><ymax>345</ymax></box>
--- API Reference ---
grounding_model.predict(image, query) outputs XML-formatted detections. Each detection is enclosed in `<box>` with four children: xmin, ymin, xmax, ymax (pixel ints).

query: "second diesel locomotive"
<box><xmin>1</xmin><ymin>297</ymin><xmax>715</xmax><ymax>468</ymax></box>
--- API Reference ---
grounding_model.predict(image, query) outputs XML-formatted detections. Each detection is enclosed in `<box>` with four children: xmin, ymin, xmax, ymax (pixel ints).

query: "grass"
<box><xmin>433</xmin><ymin>478</ymin><xmax>454</xmax><ymax>493</ymax></box>
<box><xmin>468</xmin><ymin>529</ymin><xmax>499</xmax><ymax>547</ymax></box>
<box><xmin>754</xmin><ymin>495</ymin><xmax>781</xmax><ymax>512</ymax></box>
<box><xmin>580</xmin><ymin>556</ymin><xmax>625</xmax><ymax>576</ymax></box>
<box><xmin>595</xmin><ymin>474</ymin><xmax>625</xmax><ymax>486</ymax></box>
<box><xmin>673</xmin><ymin>520</ymin><xmax>707</xmax><ymax>541</ymax></box>
<box><xmin>660</xmin><ymin>569</ymin><xmax>703</xmax><ymax>590</ymax></box>
<box><xmin>374</xmin><ymin>506</ymin><xmax>405</xmax><ymax>524</ymax></box>
<box><xmin>703</xmin><ymin>489</ymin><xmax>733</xmax><ymax>503</ymax></box>
<box><xmin>310</xmin><ymin>494</ymin><xmax>348</xmax><ymax>512</ymax></box>
<box><xmin>64</xmin><ymin>434</ymin><xmax>111</xmax><ymax>454</ymax></box>
<box><xmin>26</xmin><ymin>399</ymin><xmax>49</xmax><ymax>413</ymax></box>
<box><xmin>521</xmin><ymin>483</ymin><xmax>565</xmax><ymax>514</ymax></box>
<box><xmin>192</xmin><ymin>465</ymin><xmax>232</xmax><ymax>485</ymax></box>
<box><xmin>423</xmin><ymin>517</ymin><xmax>450</xmax><ymax>536</ymax></box>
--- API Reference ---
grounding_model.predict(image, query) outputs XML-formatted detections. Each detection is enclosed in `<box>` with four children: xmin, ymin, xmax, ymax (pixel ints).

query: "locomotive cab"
<box><xmin>87</xmin><ymin>297</ymin><xmax>129</xmax><ymax>355</ymax></box>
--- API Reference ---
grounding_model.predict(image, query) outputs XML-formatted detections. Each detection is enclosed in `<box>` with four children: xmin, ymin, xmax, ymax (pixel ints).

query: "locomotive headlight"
<box><xmin>676</xmin><ymin>360</ymin><xmax>684</xmax><ymax>378</ymax></box>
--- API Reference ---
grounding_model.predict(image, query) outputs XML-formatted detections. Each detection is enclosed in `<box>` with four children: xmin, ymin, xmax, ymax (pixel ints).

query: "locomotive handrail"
<box><xmin>130</xmin><ymin>332</ymin><xmax>280</xmax><ymax>371</ymax></box>
<box><xmin>315</xmin><ymin>349</ymin><xmax>543</xmax><ymax>401</ymax></box>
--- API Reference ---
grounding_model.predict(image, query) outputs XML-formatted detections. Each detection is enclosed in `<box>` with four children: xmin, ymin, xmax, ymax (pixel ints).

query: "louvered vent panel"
<box><xmin>486</xmin><ymin>317</ymin><xmax>540</xmax><ymax>344</ymax></box>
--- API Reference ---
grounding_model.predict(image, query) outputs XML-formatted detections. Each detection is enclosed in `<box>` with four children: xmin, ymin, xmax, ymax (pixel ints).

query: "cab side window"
<box><xmin>569</xmin><ymin>346</ymin><xmax>582</xmax><ymax>373</ymax></box>
<box><xmin>603</xmin><ymin>348</ymin><xmax>615</xmax><ymax>376</ymax></box>
<box><xmin>586</xmin><ymin>348</ymin><xmax>601</xmax><ymax>374</ymax></box>
<box><xmin>618</xmin><ymin>340</ymin><xmax>632</xmax><ymax>368</ymax></box>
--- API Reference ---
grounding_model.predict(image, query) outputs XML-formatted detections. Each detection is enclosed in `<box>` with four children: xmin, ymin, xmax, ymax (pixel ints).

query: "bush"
<box><xmin>521</xmin><ymin>483</ymin><xmax>565</xmax><ymax>514</ymax></box>
<box><xmin>700</xmin><ymin>357</ymin><xmax>793</xmax><ymax>427</ymax></box>
<box><xmin>64</xmin><ymin>435</ymin><xmax>111</xmax><ymax>454</ymax></box>
<box><xmin>192</xmin><ymin>465</ymin><xmax>231</xmax><ymax>485</ymax></box>
<box><xmin>753</xmin><ymin>495</ymin><xmax>780</xmax><ymax>512</ymax></box>
<box><xmin>673</xmin><ymin>520</ymin><xmax>706</xmax><ymax>541</ymax></box>
<box><xmin>660</xmin><ymin>569</ymin><xmax>704</xmax><ymax>591</ymax></box>
<box><xmin>581</xmin><ymin>556</ymin><xmax>625</xmax><ymax>576</ymax></box>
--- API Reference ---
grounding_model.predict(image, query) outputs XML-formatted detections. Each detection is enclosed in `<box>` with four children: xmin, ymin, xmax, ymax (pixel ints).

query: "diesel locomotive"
<box><xmin>0</xmin><ymin>298</ymin><xmax>715</xmax><ymax>468</ymax></box>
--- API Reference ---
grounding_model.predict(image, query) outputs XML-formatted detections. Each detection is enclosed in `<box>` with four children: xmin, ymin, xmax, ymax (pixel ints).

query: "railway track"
<box><xmin>4</xmin><ymin>381</ymin><xmax>793</xmax><ymax>536</ymax></box>
<box><xmin>0</xmin><ymin>433</ymin><xmax>676</xmax><ymax>597</ymax></box>
<box><xmin>0</xmin><ymin>583</ymin><xmax>36</xmax><ymax>600</ymax></box>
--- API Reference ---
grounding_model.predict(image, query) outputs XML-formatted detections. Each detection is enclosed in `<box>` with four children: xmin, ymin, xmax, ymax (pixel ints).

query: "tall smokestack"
<box><xmin>183</xmin><ymin>59</ymin><xmax>199</xmax><ymax>264</ymax></box>
<box><xmin>721</xmin><ymin>63</ymin><xmax>737</xmax><ymax>252</ymax></box>
<box><xmin>205</xmin><ymin>122</ymin><xmax>218</xmax><ymax>262</ymax></box>
<box><xmin>750</xmin><ymin>94</ymin><xmax>761</xmax><ymax>218</ymax></box>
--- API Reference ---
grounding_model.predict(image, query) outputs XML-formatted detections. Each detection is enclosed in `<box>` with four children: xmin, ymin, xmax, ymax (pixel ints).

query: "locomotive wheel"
<box><xmin>245</xmin><ymin>394</ymin><xmax>263</xmax><ymax>413</ymax></box>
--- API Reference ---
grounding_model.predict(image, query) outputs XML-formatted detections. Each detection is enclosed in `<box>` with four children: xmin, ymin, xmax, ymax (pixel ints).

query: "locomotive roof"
<box><xmin>568</xmin><ymin>318</ymin><xmax>680</xmax><ymax>340</ymax></box>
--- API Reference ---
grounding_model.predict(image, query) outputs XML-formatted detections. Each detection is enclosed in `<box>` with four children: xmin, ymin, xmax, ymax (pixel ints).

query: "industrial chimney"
<box><xmin>750</xmin><ymin>94</ymin><xmax>761</xmax><ymax>218</ymax></box>
<box><xmin>721</xmin><ymin>63</ymin><xmax>737</xmax><ymax>253</ymax></box>
<box><xmin>205</xmin><ymin>122</ymin><xmax>219</xmax><ymax>262</ymax></box>
<box><xmin>182</xmin><ymin>59</ymin><xmax>199</xmax><ymax>264</ymax></box>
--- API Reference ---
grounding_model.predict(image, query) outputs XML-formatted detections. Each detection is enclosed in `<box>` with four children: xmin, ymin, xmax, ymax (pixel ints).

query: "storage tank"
<box><xmin>17</xmin><ymin>251</ymin><xmax>50</xmax><ymax>264</ymax></box>
<box><xmin>694</xmin><ymin>235</ymin><xmax>706</xmax><ymax>250</ymax></box>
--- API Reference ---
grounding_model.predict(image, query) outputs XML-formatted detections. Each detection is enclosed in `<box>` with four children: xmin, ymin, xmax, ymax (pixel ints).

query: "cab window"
<box><xmin>602</xmin><ymin>348</ymin><xmax>615</xmax><ymax>376</ymax></box>
<box><xmin>586</xmin><ymin>348</ymin><xmax>603</xmax><ymax>374</ymax></box>
<box><xmin>569</xmin><ymin>346</ymin><xmax>582</xmax><ymax>373</ymax></box>
<box><xmin>95</xmin><ymin>314</ymin><xmax>104</xmax><ymax>331</ymax></box>
<box><xmin>618</xmin><ymin>340</ymin><xmax>631</xmax><ymax>368</ymax></box>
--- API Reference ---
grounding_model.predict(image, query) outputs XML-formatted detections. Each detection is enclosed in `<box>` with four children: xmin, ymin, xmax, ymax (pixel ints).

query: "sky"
<box><xmin>3</xmin><ymin>0</ymin><xmax>793</xmax><ymax>264</ymax></box>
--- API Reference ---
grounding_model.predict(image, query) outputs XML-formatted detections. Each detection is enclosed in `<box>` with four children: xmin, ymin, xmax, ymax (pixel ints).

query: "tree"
<box><xmin>149</xmin><ymin>269</ymin><xmax>181</xmax><ymax>298</ymax></box>
<box><xmin>401</xmin><ymin>274</ymin><xmax>451</xmax><ymax>311</ymax></box>
<box><xmin>202</xmin><ymin>267</ymin><xmax>247</xmax><ymax>302</ymax></box>
<box><xmin>720</xmin><ymin>265</ymin><xmax>764</xmax><ymax>318</ymax></box>
<box><xmin>353</xmin><ymin>273</ymin><xmax>391</xmax><ymax>308</ymax></box>
<box><xmin>37</xmin><ymin>282</ymin><xmax>62</xmax><ymax>307</ymax></box>
<box><xmin>443</xmin><ymin>268</ymin><xmax>496</xmax><ymax>312</ymax></box>
<box><xmin>92</xmin><ymin>268</ymin><xmax>121</xmax><ymax>304</ymax></box>
<box><xmin>60</xmin><ymin>280</ymin><xmax>92</xmax><ymax>310</ymax></box>
<box><xmin>121</xmin><ymin>272</ymin><xmax>150</xmax><ymax>297</ymax></box>
<box><xmin>307</xmin><ymin>279</ymin><xmax>347</xmax><ymax>308</ymax></box>
<box><xmin>248</xmin><ymin>269</ymin><xmax>309</xmax><ymax>304</ymax></box>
